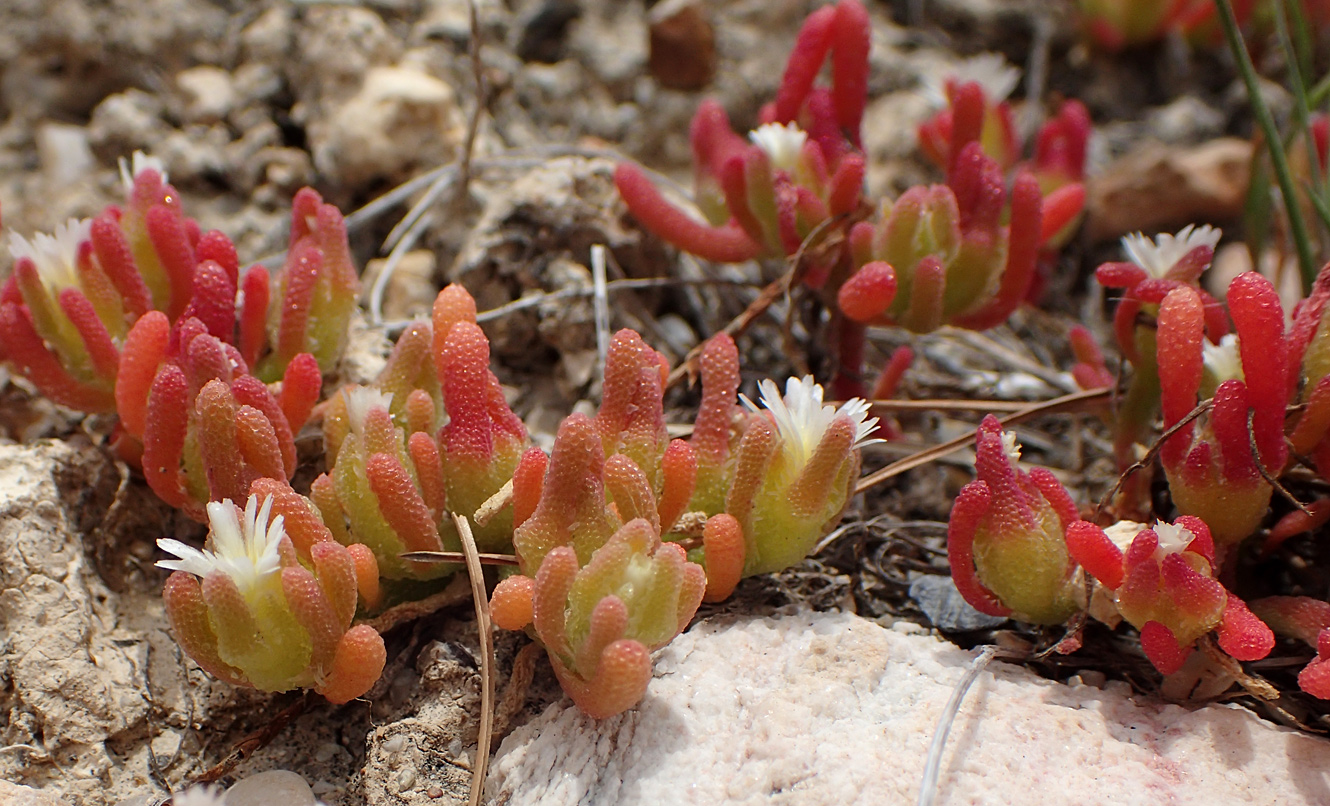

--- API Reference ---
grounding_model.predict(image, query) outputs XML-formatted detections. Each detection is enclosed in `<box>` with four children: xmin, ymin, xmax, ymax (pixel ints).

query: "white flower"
<box><xmin>118</xmin><ymin>150</ymin><xmax>168</xmax><ymax>192</ymax></box>
<box><xmin>1000</xmin><ymin>430</ymin><xmax>1022</xmax><ymax>465</ymax></box>
<box><xmin>1151</xmin><ymin>520</ymin><xmax>1196</xmax><ymax>562</ymax></box>
<box><xmin>342</xmin><ymin>386</ymin><xmax>394</xmax><ymax>436</ymax></box>
<box><xmin>740</xmin><ymin>376</ymin><xmax>882</xmax><ymax>469</ymax></box>
<box><xmin>1202</xmin><ymin>333</ymin><xmax>1244</xmax><ymax>384</ymax></box>
<box><xmin>1120</xmin><ymin>224</ymin><xmax>1221</xmax><ymax>279</ymax></box>
<box><xmin>172</xmin><ymin>786</ymin><xmax>226</xmax><ymax>806</ymax></box>
<box><xmin>922</xmin><ymin>53</ymin><xmax>1021</xmax><ymax>107</ymax></box>
<box><xmin>8</xmin><ymin>218</ymin><xmax>92</xmax><ymax>296</ymax></box>
<box><xmin>157</xmin><ymin>495</ymin><xmax>285</xmax><ymax>598</ymax></box>
<box><xmin>748</xmin><ymin>122</ymin><xmax>808</xmax><ymax>174</ymax></box>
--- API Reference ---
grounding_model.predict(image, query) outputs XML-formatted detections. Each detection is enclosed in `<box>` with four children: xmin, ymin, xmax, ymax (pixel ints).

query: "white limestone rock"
<box><xmin>489</xmin><ymin>610</ymin><xmax>1330</xmax><ymax>805</ymax></box>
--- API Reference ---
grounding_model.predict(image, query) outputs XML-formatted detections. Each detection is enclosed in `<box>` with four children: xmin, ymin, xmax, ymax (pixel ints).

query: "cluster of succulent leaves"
<box><xmin>13</xmin><ymin>0</ymin><xmax>1330</xmax><ymax>724</ymax></box>
<box><xmin>616</xmin><ymin>0</ymin><xmax>1089</xmax><ymax>402</ymax></box>
<box><xmin>2</xmin><ymin>154</ymin><xmax>881</xmax><ymax>714</ymax></box>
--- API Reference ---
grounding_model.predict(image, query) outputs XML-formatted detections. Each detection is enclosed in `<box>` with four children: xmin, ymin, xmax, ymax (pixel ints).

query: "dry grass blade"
<box><xmin>855</xmin><ymin>388</ymin><xmax>1111</xmax><ymax>495</ymax></box>
<box><xmin>917</xmin><ymin>645</ymin><xmax>1002</xmax><ymax>806</ymax></box>
<box><xmin>474</xmin><ymin>479</ymin><xmax>514</xmax><ymax>528</ymax></box>
<box><xmin>453</xmin><ymin>512</ymin><xmax>496</xmax><ymax>806</ymax></box>
<box><xmin>398</xmin><ymin>550</ymin><xmax>519</xmax><ymax>566</ymax></box>
<box><xmin>1094</xmin><ymin>397</ymin><xmax>1212</xmax><ymax>518</ymax></box>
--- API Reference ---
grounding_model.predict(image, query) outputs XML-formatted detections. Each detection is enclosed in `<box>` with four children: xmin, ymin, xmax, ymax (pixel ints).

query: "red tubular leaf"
<box><xmin>183</xmin><ymin>260</ymin><xmax>237</xmax><ymax>344</ymax></box>
<box><xmin>658</xmin><ymin>439</ymin><xmax>697</xmax><ymax>534</ymax></box>
<box><xmin>773</xmin><ymin>5</ymin><xmax>837</xmax><ymax>123</ymax></box>
<box><xmin>235</xmin><ymin>405</ymin><xmax>286</xmax><ymax>483</ymax></box>
<box><xmin>117</xmin><ymin>311</ymin><xmax>170</xmax><ymax>438</ymax></box>
<box><xmin>195</xmin><ymin>380</ymin><xmax>248</xmax><ymax>504</ymax></box>
<box><xmin>440</xmin><ymin>321</ymin><xmax>496</xmax><ymax>463</ymax></box>
<box><xmin>830</xmin><ymin>0</ymin><xmax>869</xmax><ymax>144</ymax></box>
<box><xmin>838</xmin><ymin>261</ymin><xmax>897</xmax><ymax>323</ymax></box>
<box><xmin>690</xmin><ymin>99</ymin><xmax>749</xmax><ymax>180</ymax></box>
<box><xmin>0</xmin><ymin>303</ymin><xmax>113</xmax><ymax>411</ymax></box>
<box><xmin>276</xmin><ymin>243</ymin><xmax>321</xmax><ymax>364</ymax></box>
<box><xmin>511</xmin><ymin>446</ymin><xmax>549</xmax><ymax>530</ymax></box>
<box><xmin>195</xmin><ymin>230</ymin><xmax>239</xmax><ymax>285</ymax></box>
<box><xmin>1227</xmin><ymin>271</ymin><xmax>1289</xmax><ymax>468</ymax></box>
<box><xmin>946</xmin><ymin>480</ymin><xmax>1011</xmax><ymax>617</ymax></box>
<box><xmin>317</xmin><ymin>624</ymin><xmax>386</xmax><ymax>705</ymax></box>
<box><xmin>1210</xmin><ymin>380</ymin><xmax>1259</xmax><ymax>482</ymax></box>
<box><xmin>690</xmin><ymin>334</ymin><xmax>740</xmax><ymax>470</ymax></box>
<box><xmin>57</xmin><ymin>288</ymin><xmax>119</xmax><ymax>382</ymax></box>
<box><xmin>951</xmin><ymin>171</ymin><xmax>1043</xmax><ymax>330</ymax></box>
<box><xmin>144</xmin><ymin>205</ymin><xmax>196</xmax><ymax>319</ymax></box>
<box><xmin>1095</xmin><ymin>261</ymin><xmax>1149</xmax><ymax>289</ymax></box>
<box><xmin>281</xmin><ymin>564</ymin><xmax>342</xmax><ymax>670</ymax></box>
<box><xmin>1217</xmin><ymin>593</ymin><xmax>1275</xmax><ymax>662</ymax></box>
<box><xmin>408</xmin><ymin>431</ymin><xmax>446</xmax><ymax>519</ymax></box>
<box><xmin>1299</xmin><ymin>632</ymin><xmax>1330</xmax><ymax>699</ymax></box>
<box><xmin>1027</xmin><ymin>467</ymin><xmax>1079</xmax><ymax>527</ymax></box>
<box><xmin>1039</xmin><ymin>183</ymin><xmax>1085</xmax><ymax>245</ymax></box>
<box><xmin>718</xmin><ymin>152</ymin><xmax>766</xmax><ymax>246</ymax></box>
<box><xmin>142</xmin><ymin>365</ymin><xmax>192</xmax><ymax>512</ymax></box>
<box><xmin>89</xmin><ymin>214</ymin><xmax>153</xmax><ymax>318</ymax></box>
<box><xmin>279</xmin><ymin>352</ymin><xmax>322</xmax><ymax>433</ymax></box>
<box><xmin>309</xmin><ymin>539</ymin><xmax>358</xmax><ymax>629</ymax></box>
<box><xmin>615</xmin><ymin>163</ymin><xmax>765</xmax><ymax>264</ymax></box>
<box><xmin>870</xmin><ymin>344</ymin><xmax>913</xmax><ymax>403</ymax></box>
<box><xmin>1249</xmin><ymin>595</ymin><xmax>1330</xmax><ymax>645</ymax></box>
<box><xmin>901</xmin><ymin>255</ymin><xmax>946</xmax><ymax>334</ymax></box>
<box><xmin>1140</xmin><ymin>621</ymin><xmax>1191</xmax><ymax>675</ymax></box>
<box><xmin>701</xmin><ymin>513</ymin><xmax>745</xmax><ymax>602</ymax></box>
<box><xmin>230</xmin><ymin>374</ymin><xmax>297</xmax><ymax>478</ymax></box>
<box><xmin>491</xmin><ymin>575</ymin><xmax>537</xmax><ymax>631</ymax></box>
<box><xmin>239</xmin><ymin>265</ymin><xmax>270</xmax><ymax>370</ymax></box>
<box><xmin>366</xmin><ymin>452</ymin><xmax>443</xmax><ymax>554</ymax></box>
<box><xmin>1165</xmin><ymin>245</ymin><xmax>1215</xmax><ymax>283</ymax></box>
<box><xmin>827</xmin><ymin>153</ymin><xmax>865</xmax><ymax>217</ymax></box>
<box><xmin>251</xmin><ymin>477</ymin><xmax>335</xmax><ymax>559</ymax></box>
<box><xmin>1155</xmin><ymin>286</ymin><xmax>1204</xmax><ymax>466</ymax></box>
<box><xmin>946</xmin><ymin>83</ymin><xmax>987</xmax><ymax>172</ymax></box>
<box><xmin>1174</xmin><ymin>516</ymin><xmax>1215</xmax><ymax>564</ymax></box>
<box><xmin>344</xmin><ymin>543</ymin><xmax>381</xmax><ymax>610</ymax></box>
<box><xmin>1065</xmin><ymin>520</ymin><xmax>1124</xmax><ymax>589</ymax></box>
<box><xmin>161</xmin><ymin>572</ymin><xmax>247</xmax><ymax>686</ymax></box>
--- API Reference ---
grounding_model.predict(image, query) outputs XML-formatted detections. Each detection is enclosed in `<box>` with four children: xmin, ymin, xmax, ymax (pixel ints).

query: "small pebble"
<box><xmin>225</xmin><ymin>770</ymin><xmax>316</xmax><ymax>806</ymax></box>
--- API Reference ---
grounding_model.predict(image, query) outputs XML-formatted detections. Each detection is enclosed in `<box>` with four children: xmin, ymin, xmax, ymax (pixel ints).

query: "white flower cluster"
<box><xmin>741</xmin><ymin>375</ymin><xmax>882</xmax><ymax>469</ymax></box>
<box><xmin>1121</xmin><ymin>224</ymin><xmax>1221</xmax><ymax>279</ymax></box>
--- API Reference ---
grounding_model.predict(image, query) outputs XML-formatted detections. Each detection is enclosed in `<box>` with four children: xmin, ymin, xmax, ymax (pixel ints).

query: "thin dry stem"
<box><xmin>454</xmin><ymin>512</ymin><xmax>495</xmax><ymax>806</ymax></box>
<box><xmin>855</xmin><ymin>387</ymin><xmax>1112</xmax><ymax>495</ymax></box>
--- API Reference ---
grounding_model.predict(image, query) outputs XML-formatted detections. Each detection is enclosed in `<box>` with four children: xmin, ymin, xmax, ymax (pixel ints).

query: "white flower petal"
<box><xmin>922</xmin><ymin>53</ymin><xmax>1021</xmax><ymax>107</ymax></box>
<box><xmin>748</xmin><ymin>122</ymin><xmax>808</xmax><ymax>174</ymax></box>
<box><xmin>1000</xmin><ymin>430</ymin><xmax>1022</xmax><ymax>465</ymax></box>
<box><xmin>1152</xmin><ymin>521</ymin><xmax>1196</xmax><ymax>562</ymax></box>
<box><xmin>342</xmin><ymin>386</ymin><xmax>394</xmax><ymax>436</ymax></box>
<box><xmin>742</xmin><ymin>375</ymin><xmax>881</xmax><ymax>470</ymax></box>
<box><xmin>118</xmin><ymin>150</ymin><xmax>168</xmax><ymax>192</ymax></box>
<box><xmin>8</xmin><ymin>218</ymin><xmax>92</xmax><ymax>295</ymax></box>
<box><xmin>161</xmin><ymin>495</ymin><xmax>287</xmax><ymax>598</ymax></box>
<box><xmin>1202</xmin><ymin>333</ymin><xmax>1243</xmax><ymax>384</ymax></box>
<box><xmin>1120</xmin><ymin>224</ymin><xmax>1221</xmax><ymax>279</ymax></box>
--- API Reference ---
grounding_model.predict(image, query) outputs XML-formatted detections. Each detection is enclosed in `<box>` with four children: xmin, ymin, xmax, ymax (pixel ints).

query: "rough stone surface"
<box><xmin>489</xmin><ymin>611</ymin><xmax>1330</xmax><ymax>806</ymax></box>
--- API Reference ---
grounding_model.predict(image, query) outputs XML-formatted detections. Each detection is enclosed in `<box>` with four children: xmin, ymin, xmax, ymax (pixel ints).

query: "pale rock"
<box><xmin>489</xmin><ymin>611</ymin><xmax>1330</xmax><ymax>805</ymax></box>
<box><xmin>176</xmin><ymin>66</ymin><xmax>238</xmax><ymax>124</ymax></box>
<box><xmin>310</xmin><ymin>65</ymin><xmax>463</xmax><ymax>190</ymax></box>
<box><xmin>0</xmin><ymin>441</ymin><xmax>139</xmax><ymax>749</ymax></box>
<box><xmin>224</xmin><ymin>770</ymin><xmax>316</xmax><ymax>806</ymax></box>
<box><xmin>0</xmin><ymin>780</ymin><xmax>68</xmax><ymax>806</ymax></box>
<box><xmin>88</xmin><ymin>89</ymin><xmax>170</xmax><ymax>159</ymax></box>
<box><xmin>36</xmin><ymin>122</ymin><xmax>95</xmax><ymax>186</ymax></box>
